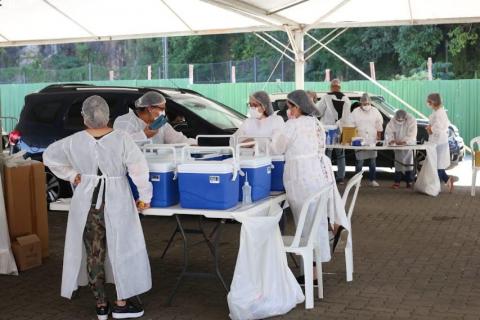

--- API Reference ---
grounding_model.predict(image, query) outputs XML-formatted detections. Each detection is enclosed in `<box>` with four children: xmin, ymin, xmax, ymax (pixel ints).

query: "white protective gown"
<box><xmin>385</xmin><ymin>114</ymin><xmax>418</xmax><ymax>172</ymax></box>
<box><xmin>428</xmin><ymin>107</ymin><xmax>451</xmax><ymax>170</ymax></box>
<box><xmin>270</xmin><ymin>116</ymin><xmax>349</xmax><ymax>262</ymax></box>
<box><xmin>350</xmin><ymin>106</ymin><xmax>384</xmax><ymax>160</ymax></box>
<box><xmin>230</xmin><ymin>115</ymin><xmax>285</xmax><ymax>154</ymax></box>
<box><xmin>316</xmin><ymin>93</ymin><xmax>352</xmax><ymax>127</ymax></box>
<box><xmin>43</xmin><ymin>130</ymin><xmax>153</xmax><ymax>300</ymax></box>
<box><xmin>113</xmin><ymin>109</ymin><xmax>196</xmax><ymax>145</ymax></box>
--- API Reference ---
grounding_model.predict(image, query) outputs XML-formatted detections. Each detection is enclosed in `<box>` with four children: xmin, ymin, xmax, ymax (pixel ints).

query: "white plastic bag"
<box><xmin>414</xmin><ymin>144</ymin><xmax>441</xmax><ymax>196</ymax></box>
<box><xmin>228</xmin><ymin>203</ymin><xmax>304</xmax><ymax>320</ymax></box>
<box><xmin>0</xmin><ymin>174</ymin><xmax>18</xmax><ymax>275</ymax></box>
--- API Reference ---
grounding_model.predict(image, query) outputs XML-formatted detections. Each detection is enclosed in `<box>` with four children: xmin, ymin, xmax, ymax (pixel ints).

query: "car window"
<box><xmin>171</xmin><ymin>94</ymin><xmax>244</xmax><ymax>130</ymax></box>
<box><xmin>64</xmin><ymin>95</ymin><xmax>133</xmax><ymax>131</ymax></box>
<box><xmin>25</xmin><ymin>101</ymin><xmax>63</xmax><ymax>123</ymax></box>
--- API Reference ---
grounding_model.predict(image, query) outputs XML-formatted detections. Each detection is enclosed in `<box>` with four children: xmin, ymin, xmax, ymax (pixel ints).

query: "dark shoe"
<box><xmin>391</xmin><ymin>183</ymin><xmax>400</xmax><ymax>189</ymax></box>
<box><xmin>96</xmin><ymin>302</ymin><xmax>110</xmax><ymax>320</ymax></box>
<box><xmin>406</xmin><ymin>182</ymin><xmax>413</xmax><ymax>189</ymax></box>
<box><xmin>296</xmin><ymin>275</ymin><xmax>318</xmax><ymax>286</ymax></box>
<box><xmin>112</xmin><ymin>299</ymin><xmax>144</xmax><ymax>319</ymax></box>
<box><xmin>336</xmin><ymin>177</ymin><xmax>345</xmax><ymax>185</ymax></box>
<box><xmin>332</xmin><ymin>226</ymin><xmax>347</xmax><ymax>253</ymax></box>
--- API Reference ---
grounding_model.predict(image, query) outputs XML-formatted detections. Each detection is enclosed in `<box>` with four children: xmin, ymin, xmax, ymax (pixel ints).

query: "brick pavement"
<box><xmin>1</xmin><ymin>179</ymin><xmax>479</xmax><ymax>320</ymax></box>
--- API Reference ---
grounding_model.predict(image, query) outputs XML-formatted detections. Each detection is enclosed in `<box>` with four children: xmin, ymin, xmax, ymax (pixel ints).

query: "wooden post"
<box><xmin>109</xmin><ymin>70</ymin><xmax>114</xmax><ymax>81</ymax></box>
<box><xmin>324</xmin><ymin>69</ymin><xmax>331</xmax><ymax>82</ymax></box>
<box><xmin>427</xmin><ymin>57</ymin><xmax>433</xmax><ymax>80</ymax></box>
<box><xmin>231</xmin><ymin>65</ymin><xmax>236</xmax><ymax>83</ymax></box>
<box><xmin>188</xmin><ymin>64</ymin><xmax>194</xmax><ymax>85</ymax></box>
<box><xmin>369</xmin><ymin>62</ymin><xmax>376</xmax><ymax>80</ymax></box>
<box><xmin>147</xmin><ymin>65</ymin><xmax>152</xmax><ymax>80</ymax></box>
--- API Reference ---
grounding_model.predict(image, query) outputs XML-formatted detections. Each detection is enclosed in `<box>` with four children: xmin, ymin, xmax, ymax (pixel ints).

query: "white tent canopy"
<box><xmin>1</xmin><ymin>0</ymin><xmax>480</xmax><ymax>47</ymax></box>
<box><xmin>1</xmin><ymin>0</ymin><xmax>480</xmax><ymax>113</ymax></box>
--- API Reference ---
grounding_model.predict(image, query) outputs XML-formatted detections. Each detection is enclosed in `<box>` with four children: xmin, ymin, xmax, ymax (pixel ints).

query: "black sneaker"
<box><xmin>112</xmin><ymin>300</ymin><xmax>144</xmax><ymax>319</ymax></box>
<box><xmin>96</xmin><ymin>302</ymin><xmax>110</xmax><ymax>320</ymax></box>
<box><xmin>296</xmin><ymin>274</ymin><xmax>319</xmax><ymax>286</ymax></box>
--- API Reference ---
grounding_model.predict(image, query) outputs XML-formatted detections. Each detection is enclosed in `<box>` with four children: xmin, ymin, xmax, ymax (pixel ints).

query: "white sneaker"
<box><xmin>368</xmin><ymin>180</ymin><xmax>380</xmax><ymax>187</ymax></box>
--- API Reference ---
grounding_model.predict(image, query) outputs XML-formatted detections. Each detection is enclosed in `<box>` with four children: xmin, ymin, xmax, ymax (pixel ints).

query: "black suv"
<box><xmin>271</xmin><ymin>91</ymin><xmax>465</xmax><ymax>169</ymax></box>
<box><xmin>11</xmin><ymin>84</ymin><xmax>246</xmax><ymax>202</ymax></box>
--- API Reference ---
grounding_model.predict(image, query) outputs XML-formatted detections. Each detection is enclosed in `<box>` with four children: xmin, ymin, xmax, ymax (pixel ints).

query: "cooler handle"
<box><xmin>182</xmin><ymin>146</ymin><xmax>239</xmax><ymax>181</ymax></box>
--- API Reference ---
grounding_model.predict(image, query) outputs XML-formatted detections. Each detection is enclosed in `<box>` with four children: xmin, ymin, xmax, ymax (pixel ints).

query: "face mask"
<box><xmin>287</xmin><ymin>109</ymin><xmax>296</xmax><ymax>120</ymax></box>
<box><xmin>361</xmin><ymin>104</ymin><xmax>372</xmax><ymax>111</ymax></box>
<box><xmin>249</xmin><ymin>107</ymin><xmax>263</xmax><ymax>119</ymax></box>
<box><xmin>152</xmin><ymin>110</ymin><xmax>166</xmax><ymax>121</ymax></box>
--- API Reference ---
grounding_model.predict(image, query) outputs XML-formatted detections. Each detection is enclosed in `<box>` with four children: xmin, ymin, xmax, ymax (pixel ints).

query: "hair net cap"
<box><xmin>427</xmin><ymin>93</ymin><xmax>442</xmax><ymax>106</ymax></box>
<box><xmin>394</xmin><ymin>109</ymin><xmax>407</xmax><ymax>121</ymax></box>
<box><xmin>287</xmin><ymin>90</ymin><xmax>320</xmax><ymax>116</ymax></box>
<box><xmin>82</xmin><ymin>95</ymin><xmax>110</xmax><ymax>129</ymax></box>
<box><xmin>331</xmin><ymin>79</ymin><xmax>341</xmax><ymax>86</ymax></box>
<box><xmin>250</xmin><ymin>91</ymin><xmax>274</xmax><ymax>116</ymax></box>
<box><xmin>135</xmin><ymin>91</ymin><xmax>166</xmax><ymax>109</ymax></box>
<box><xmin>360</xmin><ymin>93</ymin><xmax>371</xmax><ymax>104</ymax></box>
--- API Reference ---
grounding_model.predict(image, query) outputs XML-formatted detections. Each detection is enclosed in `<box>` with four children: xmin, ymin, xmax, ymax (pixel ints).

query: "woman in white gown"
<box><xmin>230</xmin><ymin>90</ymin><xmax>285</xmax><ymax>154</ymax></box>
<box><xmin>43</xmin><ymin>96</ymin><xmax>152</xmax><ymax>320</ymax></box>
<box><xmin>270</xmin><ymin>90</ymin><xmax>350</xmax><ymax>267</ymax></box>
<box><xmin>426</xmin><ymin>93</ymin><xmax>454</xmax><ymax>192</ymax></box>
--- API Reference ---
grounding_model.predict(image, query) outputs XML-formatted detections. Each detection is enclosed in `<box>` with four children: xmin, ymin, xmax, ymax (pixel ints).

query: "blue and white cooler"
<box><xmin>143</xmin><ymin>145</ymin><xmax>180</xmax><ymax>207</ymax></box>
<box><xmin>178</xmin><ymin>147</ymin><xmax>240</xmax><ymax>210</ymax></box>
<box><xmin>238</xmin><ymin>156</ymin><xmax>272</xmax><ymax>202</ymax></box>
<box><xmin>270</xmin><ymin>155</ymin><xmax>285</xmax><ymax>192</ymax></box>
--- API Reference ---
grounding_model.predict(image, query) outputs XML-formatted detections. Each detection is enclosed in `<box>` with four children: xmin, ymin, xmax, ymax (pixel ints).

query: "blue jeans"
<box><xmin>438</xmin><ymin>169</ymin><xmax>449</xmax><ymax>183</ymax></box>
<box><xmin>326</xmin><ymin>148</ymin><xmax>346</xmax><ymax>180</ymax></box>
<box><xmin>394</xmin><ymin>171</ymin><xmax>413</xmax><ymax>184</ymax></box>
<box><xmin>356</xmin><ymin>158</ymin><xmax>376</xmax><ymax>181</ymax></box>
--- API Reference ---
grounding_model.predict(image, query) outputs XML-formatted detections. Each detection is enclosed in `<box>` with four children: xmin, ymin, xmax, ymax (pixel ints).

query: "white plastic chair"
<box><xmin>282</xmin><ymin>184</ymin><xmax>332</xmax><ymax>309</ymax></box>
<box><xmin>471</xmin><ymin>137</ymin><xmax>480</xmax><ymax>196</ymax></box>
<box><xmin>341</xmin><ymin>171</ymin><xmax>363</xmax><ymax>282</ymax></box>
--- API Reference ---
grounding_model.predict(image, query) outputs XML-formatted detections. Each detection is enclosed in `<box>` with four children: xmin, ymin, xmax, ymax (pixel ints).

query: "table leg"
<box><xmin>161</xmin><ymin>225</ymin><xmax>179</xmax><ymax>259</ymax></box>
<box><xmin>167</xmin><ymin>215</ymin><xmax>189</xmax><ymax>306</ymax></box>
<box><xmin>212</xmin><ymin>219</ymin><xmax>228</xmax><ymax>291</ymax></box>
<box><xmin>166</xmin><ymin>215</ymin><xmax>228</xmax><ymax>306</ymax></box>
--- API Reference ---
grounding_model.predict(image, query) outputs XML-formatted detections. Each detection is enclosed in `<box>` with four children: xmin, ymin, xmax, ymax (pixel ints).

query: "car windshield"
<box><xmin>171</xmin><ymin>94</ymin><xmax>244</xmax><ymax>129</ymax></box>
<box><xmin>371</xmin><ymin>96</ymin><xmax>396</xmax><ymax>118</ymax></box>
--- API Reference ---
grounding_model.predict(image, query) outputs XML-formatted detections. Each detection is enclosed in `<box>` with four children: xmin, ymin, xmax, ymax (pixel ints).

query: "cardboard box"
<box><xmin>11</xmin><ymin>234</ymin><xmax>42</xmax><ymax>271</ymax></box>
<box><xmin>475</xmin><ymin>151</ymin><xmax>480</xmax><ymax>167</ymax></box>
<box><xmin>341</xmin><ymin>127</ymin><xmax>358</xmax><ymax>145</ymax></box>
<box><xmin>4</xmin><ymin>161</ymin><xmax>49</xmax><ymax>258</ymax></box>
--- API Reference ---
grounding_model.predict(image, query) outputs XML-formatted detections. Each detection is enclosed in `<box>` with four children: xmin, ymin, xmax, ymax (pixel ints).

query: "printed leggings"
<box><xmin>83</xmin><ymin>204</ymin><xmax>107</xmax><ymax>304</ymax></box>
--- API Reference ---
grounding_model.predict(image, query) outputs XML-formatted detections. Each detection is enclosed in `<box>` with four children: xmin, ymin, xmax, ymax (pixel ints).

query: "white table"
<box><xmin>326</xmin><ymin>143</ymin><xmax>440</xmax><ymax>196</ymax></box>
<box><xmin>142</xmin><ymin>193</ymin><xmax>288</xmax><ymax>305</ymax></box>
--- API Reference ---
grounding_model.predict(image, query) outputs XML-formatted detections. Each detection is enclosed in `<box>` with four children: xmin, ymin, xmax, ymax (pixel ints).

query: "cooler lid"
<box><xmin>178</xmin><ymin>161</ymin><xmax>235</xmax><ymax>174</ymax></box>
<box><xmin>147</xmin><ymin>158</ymin><xmax>176</xmax><ymax>172</ymax></box>
<box><xmin>239</xmin><ymin>156</ymin><xmax>272</xmax><ymax>168</ymax></box>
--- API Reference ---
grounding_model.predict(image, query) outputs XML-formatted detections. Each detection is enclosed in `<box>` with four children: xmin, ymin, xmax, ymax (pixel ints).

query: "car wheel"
<box><xmin>46</xmin><ymin>171</ymin><xmax>61</xmax><ymax>203</ymax></box>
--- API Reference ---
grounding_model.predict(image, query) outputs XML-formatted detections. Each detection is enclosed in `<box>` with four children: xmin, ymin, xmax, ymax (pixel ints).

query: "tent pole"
<box><xmin>305</xmin><ymin>32</ymin><xmax>428</xmax><ymax>120</ymax></box>
<box><xmin>293</xmin><ymin>30</ymin><xmax>305</xmax><ymax>90</ymax></box>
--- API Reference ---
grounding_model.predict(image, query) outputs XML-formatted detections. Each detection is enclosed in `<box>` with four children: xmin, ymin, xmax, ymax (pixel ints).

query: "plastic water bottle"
<box><xmin>242</xmin><ymin>173</ymin><xmax>252</xmax><ymax>205</ymax></box>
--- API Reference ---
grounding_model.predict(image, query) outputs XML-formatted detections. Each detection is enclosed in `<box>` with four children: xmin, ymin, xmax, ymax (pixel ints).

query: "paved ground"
<box><xmin>1</xmin><ymin>171</ymin><xmax>480</xmax><ymax>320</ymax></box>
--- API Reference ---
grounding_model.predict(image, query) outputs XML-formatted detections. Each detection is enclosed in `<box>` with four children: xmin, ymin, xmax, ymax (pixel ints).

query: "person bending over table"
<box><xmin>385</xmin><ymin>109</ymin><xmax>417</xmax><ymax>189</ymax></box>
<box><xmin>350</xmin><ymin>93</ymin><xmax>384</xmax><ymax>187</ymax></box>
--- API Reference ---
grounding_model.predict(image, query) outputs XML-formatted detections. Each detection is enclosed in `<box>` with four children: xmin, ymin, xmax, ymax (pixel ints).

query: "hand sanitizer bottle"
<box><xmin>242</xmin><ymin>173</ymin><xmax>252</xmax><ymax>205</ymax></box>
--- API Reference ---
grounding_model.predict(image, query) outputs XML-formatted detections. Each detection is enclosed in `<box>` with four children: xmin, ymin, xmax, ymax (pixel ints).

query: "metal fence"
<box><xmin>0</xmin><ymin>57</ymin><xmax>296</xmax><ymax>84</ymax></box>
<box><xmin>0</xmin><ymin>79</ymin><xmax>478</xmax><ymax>146</ymax></box>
